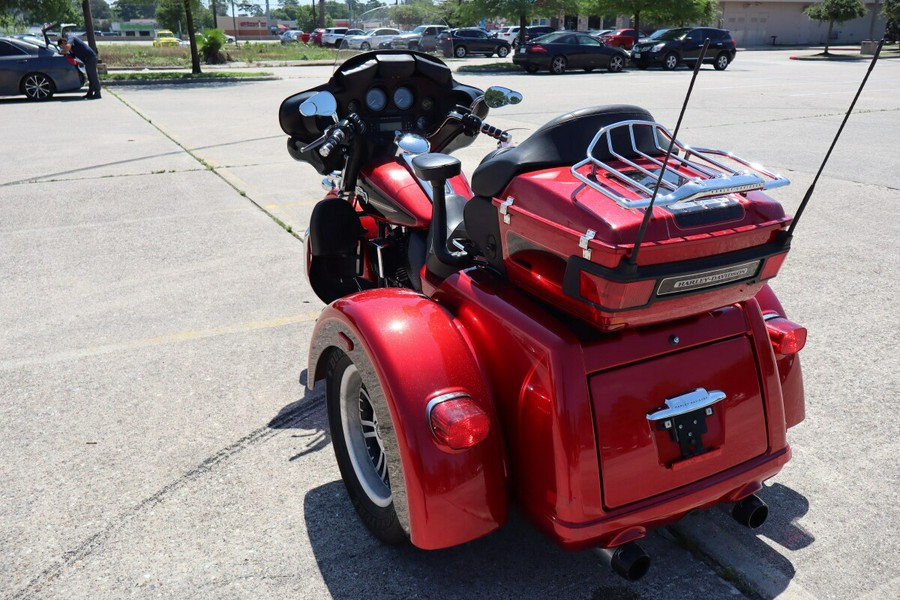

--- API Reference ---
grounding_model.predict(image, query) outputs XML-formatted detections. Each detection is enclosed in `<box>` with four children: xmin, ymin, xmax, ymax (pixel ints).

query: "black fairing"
<box><xmin>471</xmin><ymin>104</ymin><xmax>660</xmax><ymax>198</ymax></box>
<box><xmin>308</xmin><ymin>197</ymin><xmax>365</xmax><ymax>255</ymax></box>
<box><xmin>279</xmin><ymin>51</ymin><xmax>487</xmax><ymax>174</ymax></box>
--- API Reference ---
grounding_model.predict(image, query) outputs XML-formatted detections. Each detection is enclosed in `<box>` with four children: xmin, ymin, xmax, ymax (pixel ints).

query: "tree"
<box><xmin>115</xmin><ymin>0</ymin><xmax>159</xmax><ymax>20</ymax></box>
<box><xmin>583</xmin><ymin>0</ymin><xmax>718</xmax><ymax>34</ymax></box>
<box><xmin>237</xmin><ymin>2</ymin><xmax>263</xmax><ymax>16</ymax></box>
<box><xmin>883</xmin><ymin>0</ymin><xmax>900</xmax><ymax>42</ymax></box>
<box><xmin>183</xmin><ymin>0</ymin><xmax>201</xmax><ymax>74</ymax></box>
<box><xmin>90</xmin><ymin>0</ymin><xmax>112</xmax><ymax>20</ymax></box>
<box><xmin>885</xmin><ymin>0</ymin><xmax>900</xmax><ymax>21</ymax></box>
<box><xmin>805</xmin><ymin>0</ymin><xmax>866</xmax><ymax>54</ymax></box>
<box><xmin>583</xmin><ymin>0</ymin><xmax>656</xmax><ymax>38</ymax></box>
<box><xmin>0</xmin><ymin>0</ymin><xmax>79</xmax><ymax>26</ymax></box>
<box><xmin>458</xmin><ymin>0</ymin><xmax>575</xmax><ymax>46</ymax></box>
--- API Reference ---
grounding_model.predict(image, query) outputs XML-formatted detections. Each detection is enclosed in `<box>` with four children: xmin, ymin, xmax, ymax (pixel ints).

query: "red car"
<box><xmin>600</xmin><ymin>28</ymin><xmax>639</xmax><ymax>50</ymax></box>
<box><xmin>309</xmin><ymin>28</ymin><xmax>325</xmax><ymax>46</ymax></box>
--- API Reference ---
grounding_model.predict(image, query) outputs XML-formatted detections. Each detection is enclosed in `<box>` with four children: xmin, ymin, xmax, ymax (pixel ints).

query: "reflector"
<box><xmin>429</xmin><ymin>396</ymin><xmax>490</xmax><ymax>450</ymax></box>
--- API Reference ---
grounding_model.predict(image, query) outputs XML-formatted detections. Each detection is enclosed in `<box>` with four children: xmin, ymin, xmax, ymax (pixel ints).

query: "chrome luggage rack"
<box><xmin>570</xmin><ymin>120</ymin><xmax>790</xmax><ymax>209</ymax></box>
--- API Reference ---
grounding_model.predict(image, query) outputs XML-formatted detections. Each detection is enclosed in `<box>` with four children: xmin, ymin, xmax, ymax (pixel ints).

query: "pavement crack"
<box><xmin>7</xmin><ymin>392</ymin><xmax>324</xmax><ymax>600</ymax></box>
<box><xmin>111</xmin><ymin>89</ymin><xmax>304</xmax><ymax>242</ymax></box>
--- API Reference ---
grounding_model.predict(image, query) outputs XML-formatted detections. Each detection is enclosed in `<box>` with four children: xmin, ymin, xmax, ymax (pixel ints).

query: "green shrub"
<box><xmin>200</xmin><ymin>29</ymin><xmax>227</xmax><ymax>63</ymax></box>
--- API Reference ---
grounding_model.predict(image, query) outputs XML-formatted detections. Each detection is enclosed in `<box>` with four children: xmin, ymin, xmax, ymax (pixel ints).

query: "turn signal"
<box><xmin>428</xmin><ymin>396</ymin><xmax>490</xmax><ymax>450</ymax></box>
<box><xmin>765</xmin><ymin>316</ymin><xmax>807</xmax><ymax>355</ymax></box>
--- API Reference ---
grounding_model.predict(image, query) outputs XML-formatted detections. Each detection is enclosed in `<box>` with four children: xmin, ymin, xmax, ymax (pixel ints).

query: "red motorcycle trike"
<box><xmin>279</xmin><ymin>50</ymin><xmax>809</xmax><ymax>580</ymax></box>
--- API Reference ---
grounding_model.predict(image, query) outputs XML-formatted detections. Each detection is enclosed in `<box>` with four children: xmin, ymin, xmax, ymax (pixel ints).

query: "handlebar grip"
<box><xmin>480</xmin><ymin>122</ymin><xmax>510</xmax><ymax>143</ymax></box>
<box><xmin>319</xmin><ymin>127</ymin><xmax>346</xmax><ymax>158</ymax></box>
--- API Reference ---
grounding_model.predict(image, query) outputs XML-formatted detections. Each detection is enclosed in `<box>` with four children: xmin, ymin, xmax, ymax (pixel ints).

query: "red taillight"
<box><xmin>65</xmin><ymin>56</ymin><xmax>77</xmax><ymax>66</ymax></box>
<box><xmin>759</xmin><ymin>252</ymin><xmax>787</xmax><ymax>280</ymax></box>
<box><xmin>529</xmin><ymin>44</ymin><xmax>547</xmax><ymax>53</ymax></box>
<box><xmin>765</xmin><ymin>316</ymin><xmax>807</xmax><ymax>355</ymax></box>
<box><xmin>579</xmin><ymin>272</ymin><xmax>656</xmax><ymax>310</ymax></box>
<box><xmin>428</xmin><ymin>395</ymin><xmax>490</xmax><ymax>450</ymax></box>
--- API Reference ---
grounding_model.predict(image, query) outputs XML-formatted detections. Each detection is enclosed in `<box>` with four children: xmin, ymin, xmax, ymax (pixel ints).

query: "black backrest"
<box><xmin>471</xmin><ymin>104</ymin><xmax>659</xmax><ymax>198</ymax></box>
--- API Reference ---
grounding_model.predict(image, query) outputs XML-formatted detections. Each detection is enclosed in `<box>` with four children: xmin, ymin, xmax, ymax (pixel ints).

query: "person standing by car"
<box><xmin>57</xmin><ymin>35</ymin><xmax>101</xmax><ymax>99</ymax></box>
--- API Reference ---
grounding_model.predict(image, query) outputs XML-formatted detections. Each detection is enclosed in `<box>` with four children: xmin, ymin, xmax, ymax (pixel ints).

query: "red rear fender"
<box><xmin>307</xmin><ymin>289</ymin><xmax>507</xmax><ymax>549</ymax></box>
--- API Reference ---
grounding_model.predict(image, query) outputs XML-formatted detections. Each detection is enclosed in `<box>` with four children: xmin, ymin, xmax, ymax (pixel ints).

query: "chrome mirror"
<box><xmin>483</xmin><ymin>86</ymin><xmax>523</xmax><ymax>109</ymax></box>
<box><xmin>299</xmin><ymin>91</ymin><xmax>338</xmax><ymax>118</ymax></box>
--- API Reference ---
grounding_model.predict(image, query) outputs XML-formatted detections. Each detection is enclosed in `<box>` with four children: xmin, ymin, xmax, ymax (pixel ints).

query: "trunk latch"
<box><xmin>647</xmin><ymin>388</ymin><xmax>726</xmax><ymax>459</ymax></box>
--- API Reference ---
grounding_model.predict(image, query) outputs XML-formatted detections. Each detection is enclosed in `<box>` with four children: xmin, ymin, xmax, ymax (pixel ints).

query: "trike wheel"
<box><xmin>327</xmin><ymin>350</ymin><xmax>406</xmax><ymax>544</ymax></box>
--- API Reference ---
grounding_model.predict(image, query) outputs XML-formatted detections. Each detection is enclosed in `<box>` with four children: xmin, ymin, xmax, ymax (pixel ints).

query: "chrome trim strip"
<box><xmin>425</xmin><ymin>391</ymin><xmax>472</xmax><ymax>424</ymax></box>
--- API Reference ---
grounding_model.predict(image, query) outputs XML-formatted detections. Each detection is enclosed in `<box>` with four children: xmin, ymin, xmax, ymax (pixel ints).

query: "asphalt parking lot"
<box><xmin>1</xmin><ymin>49</ymin><xmax>898</xmax><ymax>599</ymax></box>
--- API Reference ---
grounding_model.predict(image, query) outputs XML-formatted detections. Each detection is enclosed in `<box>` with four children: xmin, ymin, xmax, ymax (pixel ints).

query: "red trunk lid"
<box><xmin>589</xmin><ymin>336</ymin><xmax>768</xmax><ymax>509</ymax></box>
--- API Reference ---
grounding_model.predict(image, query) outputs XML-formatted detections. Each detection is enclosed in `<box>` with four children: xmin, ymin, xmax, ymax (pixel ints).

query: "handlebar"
<box><xmin>300</xmin><ymin>114</ymin><xmax>366</xmax><ymax>158</ymax></box>
<box><xmin>480</xmin><ymin>122</ymin><xmax>510</xmax><ymax>144</ymax></box>
<box><xmin>451</xmin><ymin>110</ymin><xmax>511</xmax><ymax>145</ymax></box>
<box><xmin>319</xmin><ymin>127</ymin><xmax>346</xmax><ymax>158</ymax></box>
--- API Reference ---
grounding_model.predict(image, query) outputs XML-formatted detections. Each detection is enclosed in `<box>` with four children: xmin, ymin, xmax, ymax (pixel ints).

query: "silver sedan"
<box><xmin>0</xmin><ymin>36</ymin><xmax>85</xmax><ymax>100</ymax></box>
<box><xmin>343</xmin><ymin>28</ymin><xmax>401</xmax><ymax>51</ymax></box>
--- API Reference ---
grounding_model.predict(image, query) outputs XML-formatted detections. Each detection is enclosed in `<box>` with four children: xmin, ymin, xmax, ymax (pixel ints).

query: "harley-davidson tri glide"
<box><xmin>279</xmin><ymin>49</ymin><xmax>812</xmax><ymax>580</ymax></box>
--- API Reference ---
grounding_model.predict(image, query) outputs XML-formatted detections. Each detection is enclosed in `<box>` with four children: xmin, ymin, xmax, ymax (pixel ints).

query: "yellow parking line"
<box><xmin>2</xmin><ymin>312</ymin><xmax>321</xmax><ymax>370</ymax></box>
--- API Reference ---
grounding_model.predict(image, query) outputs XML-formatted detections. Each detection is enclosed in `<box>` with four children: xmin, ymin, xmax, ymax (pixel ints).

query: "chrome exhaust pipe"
<box><xmin>731</xmin><ymin>494</ymin><xmax>769</xmax><ymax>529</ymax></box>
<box><xmin>594</xmin><ymin>541</ymin><xmax>651</xmax><ymax>581</ymax></box>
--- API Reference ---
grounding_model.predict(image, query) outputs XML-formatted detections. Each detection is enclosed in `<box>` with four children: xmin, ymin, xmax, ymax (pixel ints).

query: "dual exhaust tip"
<box><xmin>595</xmin><ymin>494</ymin><xmax>769</xmax><ymax>581</ymax></box>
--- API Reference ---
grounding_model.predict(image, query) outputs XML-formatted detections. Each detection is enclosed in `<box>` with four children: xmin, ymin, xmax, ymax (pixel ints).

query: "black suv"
<box><xmin>438</xmin><ymin>28</ymin><xmax>512</xmax><ymax>58</ymax></box>
<box><xmin>631</xmin><ymin>27</ymin><xmax>736</xmax><ymax>71</ymax></box>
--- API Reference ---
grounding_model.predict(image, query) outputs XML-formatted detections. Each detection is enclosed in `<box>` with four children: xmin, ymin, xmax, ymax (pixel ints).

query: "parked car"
<box><xmin>437</xmin><ymin>28</ymin><xmax>512</xmax><ymax>58</ymax></box>
<box><xmin>631</xmin><ymin>27</ymin><xmax>737</xmax><ymax>70</ymax></box>
<box><xmin>513</xmin><ymin>31</ymin><xmax>629</xmax><ymax>74</ymax></box>
<box><xmin>280</xmin><ymin>29</ymin><xmax>304</xmax><ymax>45</ymax></box>
<box><xmin>598</xmin><ymin>28</ymin><xmax>639</xmax><ymax>50</ymax></box>
<box><xmin>152</xmin><ymin>29</ymin><xmax>180</xmax><ymax>47</ymax></box>
<box><xmin>344</xmin><ymin>28</ymin><xmax>401</xmax><ymax>51</ymax></box>
<box><xmin>497</xmin><ymin>25</ymin><xmax>521</xmax><ymax>45</ymax></box>
<box><xmin>520</xmin><ymin>25</ymin><xmax>555</xmax><ymax>46</ymax></box>
<box><xmin>335</xmin><ymin>29</ymin><xmax>365</xmax><ymax>48</ymax></box>
<box><xmin>309</xmin><ymin>28</ymin><xmax>325</xmax><ymax>46</ymax></box>
<box><xmin>0</xmin><ymin>36</ymin><xmax>85</xmax><ymax>100</ymax></box>
<box><xmin>321</xmin><ymin>27</ymin><xmax>349</xmax><ymax>47</ymax></box>
<box><xmin>390</xmin><ymin>24</ymin><xmax>448</xmax><ymax>52</ymax></box>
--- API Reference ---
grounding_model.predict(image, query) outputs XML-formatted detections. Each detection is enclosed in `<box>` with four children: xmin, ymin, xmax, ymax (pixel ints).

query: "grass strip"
<box><xmin>102</xmin><ymin>71</ymin><xmax>273</xmax><ymax>81</ymax></box>
<box><xmin>458</xmin><ymin>62</ymin><xmax>523</xmax><ymax>73</ymax></box>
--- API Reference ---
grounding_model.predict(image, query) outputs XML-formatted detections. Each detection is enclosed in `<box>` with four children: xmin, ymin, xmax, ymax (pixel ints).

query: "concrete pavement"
<box><xmin>1</xmin><ymin>50</ymin><xmax>898</xmax><ymax>599</ymax></box>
